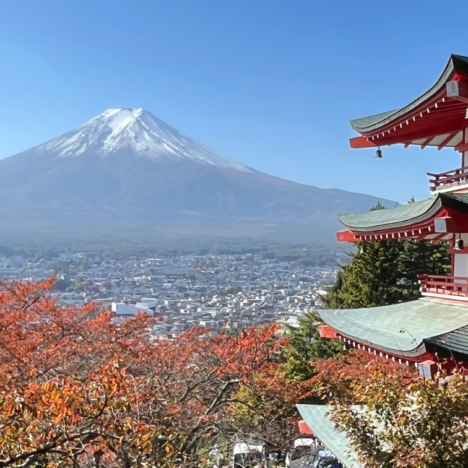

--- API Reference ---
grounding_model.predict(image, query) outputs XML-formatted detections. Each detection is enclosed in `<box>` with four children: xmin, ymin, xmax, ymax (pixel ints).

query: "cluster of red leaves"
<box><xmin>0</xmin><ymin>278</ymin><xmax>293</xmax><ymax>468</ymax></box>
<box><xmin>304</xmin><ymin>349</ymin><xmax>417</xmax><ymax>403</ymax></box>
<box><xmin>0</xmin><ymin>278</ymin><xmax>157</xmax><ymax>468</ymax></box>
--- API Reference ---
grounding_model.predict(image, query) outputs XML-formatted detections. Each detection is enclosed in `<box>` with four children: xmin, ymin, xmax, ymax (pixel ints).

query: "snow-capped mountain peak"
<box><xmin>0</xmin><ymin>108</ymin><xmax>393</xmax><ymax>240</ymax></box>
<box><xmin>38</xmin><ymin>108</ymin><xmax>251</xmax><ymax>172</ymax></box>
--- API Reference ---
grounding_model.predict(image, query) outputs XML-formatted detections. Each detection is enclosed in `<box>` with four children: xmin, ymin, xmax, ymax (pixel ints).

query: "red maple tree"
<box><xmin>0</xmin><ymin>278</ymin><xmax>299</xmax><ymax>468</ymax></box>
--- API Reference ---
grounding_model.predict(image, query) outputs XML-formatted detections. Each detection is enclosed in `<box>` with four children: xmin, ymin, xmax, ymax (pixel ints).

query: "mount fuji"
<box><xmin>0</xmin><ymin>108</ymin><xmax>392</xmax><ymax>239</ymax></box>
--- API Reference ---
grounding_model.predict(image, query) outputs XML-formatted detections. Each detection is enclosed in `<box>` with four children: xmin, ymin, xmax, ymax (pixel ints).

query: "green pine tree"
<box><xmin>326</xmin><ymin>240</ymin><xmax>404</xmax><ymax>308</ymax></box>
<box><xmin>282</xmin><ymin>311</ymin><xmax>344</xmax><ymax>381</ymax></box>
<box><xmin>398</xmin><ymin>197</ymin><xmax>451</xmax><ymax>300</ymax></box>
<box><xmin>322</xmin><ymin>200</ymin><xmax>450</xmax><ymax>309</ymax></box>
<box><xmin>321</xmin><ymin>270</ymin><xmax>345</xmax><ymax>308</ymax></box>
<box><xmin>399</xmin><ymin>239</ymin><xmax>450</xmax><ymax>300</ymax></box>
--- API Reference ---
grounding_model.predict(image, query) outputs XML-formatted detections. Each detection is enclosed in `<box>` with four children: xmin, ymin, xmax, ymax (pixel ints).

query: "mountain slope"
<box><xmin>0</xmin><ymin>108</ymin><xmax>394</xmax><ymax>239</ymax></box>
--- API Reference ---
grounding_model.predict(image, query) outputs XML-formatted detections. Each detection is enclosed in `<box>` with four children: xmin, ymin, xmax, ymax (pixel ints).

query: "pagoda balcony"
<box><xmin>418</xmin><ymin>274</ymin><xmax>468</xmax><ymax>299</ymax></box>
<box><xmin>428</xmin><ymin>167</ymin><xmax>468</xmax><ymax>192</ymax></box>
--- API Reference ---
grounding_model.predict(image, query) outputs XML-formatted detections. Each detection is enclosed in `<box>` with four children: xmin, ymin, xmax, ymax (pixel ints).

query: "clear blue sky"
<box><xmin>1</xmin><ymin>0</ymin><xmax>466</xmax><ymax>202</ymax></box>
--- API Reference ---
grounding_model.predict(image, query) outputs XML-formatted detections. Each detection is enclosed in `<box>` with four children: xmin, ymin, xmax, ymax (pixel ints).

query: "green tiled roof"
<box><xmin>350</xmin><ymin>54</ymin><xmax>468</xmax><ymax>133</ymax></box>
<box><xmin>319</xmin><ymin>299</ymin><xmax>468</xmax><ymax>355</ymax></box>
<box><xmin>338</xmin><ymin>197</ymin><xmax>436</xmax><ymax>231</ymax></box>
<box><xmin>338</xmin><ymin>192</ymin><xmax>468</xmax><ymax>232</ymax></box>
<box><xmin>296</xmin><ymin>404</ymin><xmax>362</xmax><ymax>468</ymax></box>
<box><xmin>349</xmin><ymin>109</ymin><xmax>399</xmax><ymax>132</ymax></box>
<box><xmin>426</xmin><ymin>323</ymin><xmax>468</xmax><ymax>355</ymax></box>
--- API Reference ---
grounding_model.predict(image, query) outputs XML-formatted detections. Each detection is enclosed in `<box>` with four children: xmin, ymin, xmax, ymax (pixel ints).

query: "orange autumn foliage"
<box><xmin>0</xmin><ymin>278</ymin><xmax>294</xmax><ymax>468</ymax></box>
<box><xmin>301</xmin><ymin>349</ymin><xmax>418</xmax><ymax>408</ymax></box>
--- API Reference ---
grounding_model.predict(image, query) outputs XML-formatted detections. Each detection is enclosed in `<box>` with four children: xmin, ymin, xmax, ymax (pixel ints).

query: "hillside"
<box><xmin>0</xmin><ymin>108</ymin><xmax>394</xmax><ymax>240</ymax></box>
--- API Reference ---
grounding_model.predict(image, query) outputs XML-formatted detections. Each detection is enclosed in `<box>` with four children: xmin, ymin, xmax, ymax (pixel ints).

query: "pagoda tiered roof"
<box><xmin>349</xmin><ymin>54</ymin><xmax>468</xmax><ymax>151</ymax></box>
<box><xmin>319</xmin><ymin>299</ymin><xmax>468</xmax><ymax>360</ymax></box>
<box><xmin>326</xmin><ymin>53</ymin><xmax>468</xmax><ymax>368</ymax></box>
<box><xmin>337</xmin><ymin>192</ymin><xmax>468</xmax><ymax>242</ymax></box>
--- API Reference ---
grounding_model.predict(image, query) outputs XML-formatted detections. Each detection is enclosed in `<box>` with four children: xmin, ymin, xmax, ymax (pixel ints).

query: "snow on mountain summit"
<box><xmin>0</xmin><ymin>108</ymin><xmax>395</xmax><ymax>239</ymax></box>
<box><xmin>38</xmin><ymin>108</ymin><xmax>251</xmax><ymax>172</ymax></box>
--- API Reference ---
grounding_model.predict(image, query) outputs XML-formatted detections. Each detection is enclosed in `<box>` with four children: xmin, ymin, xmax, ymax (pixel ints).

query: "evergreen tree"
<box><xmin>322</xmin><ymin>270</ymin><xmax>345</xmax><ymax>308</ymax></box>
<box><xmin>283</xmin><ymin>311</ymin><xmax>343</xmax><ymax>381</ymax></box>
<box><xmin>324</xmin><ymin>240</ymin><xmax>404</xmax><ymax>308</ymax></box>
<box><xmin>322</xmin><ymin>200</ymin><xmax>450</xmax><ymax>309</ymax></box>
<box><xmin>399</xmin><ymin>197</ymin><xmax>451</xmax><ymax>299</ymax></box>
<box><xmin>399</xmin><ymin>239</ymin><xmax>450</xmax><ymax>300</ymax></box>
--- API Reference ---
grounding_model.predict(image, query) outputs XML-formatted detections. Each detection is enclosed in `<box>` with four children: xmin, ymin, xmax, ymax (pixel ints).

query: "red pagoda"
<box><xmin>319</xmin><ymin>54</ymin><xmax>468</xmax><ymax>375</ymax></box>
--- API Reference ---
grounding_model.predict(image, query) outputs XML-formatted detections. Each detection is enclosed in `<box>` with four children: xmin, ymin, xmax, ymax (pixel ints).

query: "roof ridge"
<box><xmin>349</xmin><ymin>54</ymin><xmax>468</xmax><ymax>133</ymax></box>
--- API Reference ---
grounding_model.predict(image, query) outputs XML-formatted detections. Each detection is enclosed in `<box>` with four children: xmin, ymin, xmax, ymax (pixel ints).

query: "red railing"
<box><xmin>428</xmin><ymin>167</ymin><xmax>468</xmax><ymax>191</ymax></box>
<box><xmin>419</xmin><ymin>274</ymin><xmax>468</xmax><ymax>297</ymax></box>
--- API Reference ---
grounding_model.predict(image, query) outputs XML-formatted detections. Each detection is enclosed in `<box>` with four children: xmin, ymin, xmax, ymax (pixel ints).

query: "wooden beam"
<box><xmin>318</xmin><ymin>325</ymin><xmax>337</xmax><ymax>339</ymax></box>
<box><xmin>336</xmin><ymin>230</ymin><xmax>358</xmax><ymax>242</ymax></box>
<box><xmin>349</xmin><ymin>136</ymin><xmax>377</xmax><ymax>149</ymax></box>
<box><xmin>455</xmin><ymin>142</ymin><xmax>468</xmax><ymax>153</ymax></box>
<box><xmin>352</xmin><ymin>111</ymin><xmax>466</xmax><ymax>149</ymax></box>
<box><xmin>431</xmin><ymin>233</ymin><xmax>452</xmax><ymax>242</ymax></box>
<box><xmin>421</xmin><ymin>137</ymin><xmax>433</xmax><ymax>149</ymax></box>
<box><xmin>438</xmin><ymin>131</ymin><xmax>459</xmax><ymax>150</ymax></box>
<box><xmin>394</xmin><ymin>123</ymin><xmax>465</xmax><ymax>148</ymax></box>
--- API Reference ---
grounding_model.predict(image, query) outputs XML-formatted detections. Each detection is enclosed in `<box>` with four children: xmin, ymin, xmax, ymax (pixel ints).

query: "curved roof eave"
<box><xmin>338</xmin><ymin>196</ymin><xmax>438</xmax><ymax>231</ymax></box>
<box><xmin>318</xmin><ymin>298</ymin><xmax>468</xmax><ymax>354</ymax></box>
<box><xmin>338</xmin><ymin>193</ymin><xmax>468</xmax><ymax>232</ymax></box>
<box><xmin>349</xmin><ymin>54</ymin><xmax>468</xmax><ymax>133</ymax></box>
